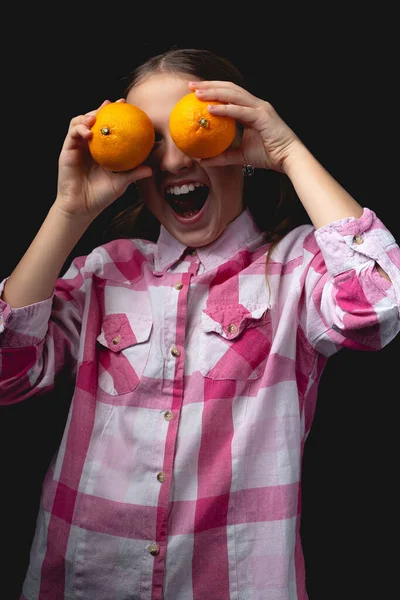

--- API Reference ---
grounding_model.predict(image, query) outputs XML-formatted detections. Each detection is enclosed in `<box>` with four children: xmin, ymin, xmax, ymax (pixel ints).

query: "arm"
<box><xmin>283</xmin><ymin>141</ymin><xmax>363</xmax><ymax>229</ymax></box>
<box><xmin>2</xmin><ymin>207</ymin><xmax>93</xmax><ymax>307</ymax></box>
<box><xmin>2</xmin><ymin>99</ymin><xmax>152</xmax><ymax>310</ymax></box>
<box><xmin>282</xmin><ymin>142</ymin><xmax>389</xmax><ymax>282</ymax></box>
<box><xmin>1</xmin><ymin>100</ymin><xmax>152</xmax><ymax>403</ymax></box>
<box><xmin>190</xmin><ymin>81</ymin><xmax>391</xmax><ymax>280</ymax></box>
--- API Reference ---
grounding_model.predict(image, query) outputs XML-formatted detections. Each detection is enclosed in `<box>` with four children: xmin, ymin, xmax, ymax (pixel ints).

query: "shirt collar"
<box><xmin>153</xmin><ymin>208</ymin><xmax>263</xmax><ymax>274</ymax></box>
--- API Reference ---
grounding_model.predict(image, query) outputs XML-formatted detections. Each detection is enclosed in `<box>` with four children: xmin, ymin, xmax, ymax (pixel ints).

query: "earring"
<box><xmin>242</xmin><ymin>165</ymin><xmax>255</xmax><ymax>176</ymax></box>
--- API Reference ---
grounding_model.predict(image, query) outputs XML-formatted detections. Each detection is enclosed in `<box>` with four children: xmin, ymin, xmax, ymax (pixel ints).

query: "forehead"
<box><xmin>127</xmin><ymin>73</ymin><xmax>193</xmax><ymax>116</ymax></box>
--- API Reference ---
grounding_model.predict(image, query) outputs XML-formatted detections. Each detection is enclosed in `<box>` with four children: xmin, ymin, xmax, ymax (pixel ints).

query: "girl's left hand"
<box><xmin>188</xmin><ymin>81</ymin><xmax>301</xmax><ymax>173</ymax></box>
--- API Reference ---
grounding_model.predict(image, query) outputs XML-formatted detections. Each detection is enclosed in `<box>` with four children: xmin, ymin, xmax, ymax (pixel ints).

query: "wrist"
<box><xmin>51</xmin><ymin>200</ymin><xmax>96</xmax><ymax>229</ymax></box>
<box><xmin>280</xmin><ymin>139</ymin><xmax>310</xmax><ymax>177</ymax></box>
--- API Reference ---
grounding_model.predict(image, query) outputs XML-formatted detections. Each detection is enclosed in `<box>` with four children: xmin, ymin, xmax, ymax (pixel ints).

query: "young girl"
<box><xmin>1</xmin><ymin>48</ymin><xmax>399</xmax><ymax>600</ymax></box>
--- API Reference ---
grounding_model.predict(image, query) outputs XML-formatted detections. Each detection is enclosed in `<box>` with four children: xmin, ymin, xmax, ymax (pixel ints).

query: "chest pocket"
<box><xmin>199</xmin><ymin>304</ymin><xmax>272</xmax><ymax>380</ymax></box>
<box><xmin>96</xmin><ymin>312</ymin><xmax>153</xmax><ymax>396</ymax></box>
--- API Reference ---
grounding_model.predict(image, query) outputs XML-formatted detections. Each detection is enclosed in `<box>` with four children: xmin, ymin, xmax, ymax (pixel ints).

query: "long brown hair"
<box><xmin>103</xmin><ymin>47</ymin><xmax>309</xmax><ymax>258</ymax></box>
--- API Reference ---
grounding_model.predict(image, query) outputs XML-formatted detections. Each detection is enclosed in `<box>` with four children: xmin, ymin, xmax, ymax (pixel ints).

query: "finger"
<box><xmin>69</xmin><ymin>123</ymin><xmax>93</xmax><ymax>142</ymax></box>
<box><xmin>207</xmin><ymin>102</ymin><xmax>260</xmax><ymax>127</ymax></box>
<box><xmin>195</xmin><ymin>86</ymin><xmax>259</xmax><ymax>110</ymax></box>
<box><xmin>61</xmin><ymin>123</ymin><xmax>93</xmax><ymax>153</ymax></box>
<box><xmin>83</xmin><ymin>99</ymin><xmax>111</xmax><ymax>118</ymax></box>
<box><xmin>67</xmin><ymin>114</ymin><xmax>94</xmax><ymax>131</ymax></box>
<box><xmin>189</xmin><ymin>80</ymin><xmax>242</xmax><ymax>91</ymax></box>
<box><xmin>68</xmin><ymin>100</ymin><xmax>110</xmax><ymax>131</ymax></box>
<box><xmin>198</xmin><ymin>147</ymin><xmax>244</xmax><ymax>168</ymax></box>
<box><xmin>116</xmin><ymin>165</ymin><xmax>153</xmax><ymax>182</ymax></box>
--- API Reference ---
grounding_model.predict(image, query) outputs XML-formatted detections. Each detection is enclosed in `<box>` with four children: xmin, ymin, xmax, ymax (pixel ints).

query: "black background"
<box><xmin>1</xmin><ymin>14</ymin><xmax>399</xmax><ymax>600</ymax></box>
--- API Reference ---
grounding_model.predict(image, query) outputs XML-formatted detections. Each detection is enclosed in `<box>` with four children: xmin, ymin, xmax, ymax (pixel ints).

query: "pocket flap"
<box><xmin>97</xmin><ymin>313</ymin><xmax>153</xmax><ymax>352</ymax></box>
<box><xmin>201</xmin><ymin>304</ymin><xmax>268</xmax><ymax>340</ymax></box>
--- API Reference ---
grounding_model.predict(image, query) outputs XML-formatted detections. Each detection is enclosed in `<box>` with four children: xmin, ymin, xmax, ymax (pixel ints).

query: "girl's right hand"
<box><xmin>54</xmin><ymin>100</ymin><xmax>152</xmax><ymax>220</ymax></box>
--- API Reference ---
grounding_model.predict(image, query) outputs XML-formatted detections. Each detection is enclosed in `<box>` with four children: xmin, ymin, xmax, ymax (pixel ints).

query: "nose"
<box><xmin>159</xmin><ymin>136</ymin><xmax>194</xmax><ymax>174</ymax></box>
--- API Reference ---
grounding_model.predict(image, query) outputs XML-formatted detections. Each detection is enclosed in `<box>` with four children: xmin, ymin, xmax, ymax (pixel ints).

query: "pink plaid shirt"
<box><xmin>1</xmin><ymin>207</ymin><xmax>400</xmax><ymax>600</ymax></box>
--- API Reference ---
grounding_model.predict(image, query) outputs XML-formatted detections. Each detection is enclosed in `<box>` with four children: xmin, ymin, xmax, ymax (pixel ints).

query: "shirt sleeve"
<box><xmin>0</xmin><ymin>255</ymin><xmax>88</xmax><ymax>405</ymax></box>
<box><xmin>301</xmin><ymin>207</ymin><xmax>400</xmax><ymax>356</ymax></box>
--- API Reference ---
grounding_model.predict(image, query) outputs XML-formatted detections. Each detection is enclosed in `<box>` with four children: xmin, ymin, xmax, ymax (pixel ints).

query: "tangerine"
<box><xmin>169</xmin><ymin>93</ymin><xmax>236</xmax><ymax>159</ymax></box>
<box><xmin>88</xmin><ymin>102</ymin><xmax>155</xmax><ymax>172</ymax></box>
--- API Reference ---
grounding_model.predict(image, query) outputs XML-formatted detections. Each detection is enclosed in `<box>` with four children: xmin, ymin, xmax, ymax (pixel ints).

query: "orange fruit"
<box><xmin>88</xmin><ymin>102</ymin><xmax>155</xmax><ymax>171</ymax></box>
<box><xmin>169</xmin><ymin>92</ymin><xmax>236</xmax><ymax>158</ymax></box>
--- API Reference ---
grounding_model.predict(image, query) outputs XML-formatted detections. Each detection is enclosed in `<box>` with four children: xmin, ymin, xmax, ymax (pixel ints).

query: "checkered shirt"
<box><xmin>1</xmin><ymin>207</ymin><xmax>400</xmax><ymax>600</ymax></box>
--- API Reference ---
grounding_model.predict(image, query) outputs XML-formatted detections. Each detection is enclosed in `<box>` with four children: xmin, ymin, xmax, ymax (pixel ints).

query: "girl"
<box><xmin>1</xmin><ymin>48</ymin><xmax>399</xmax><ymax>600</ymax></box>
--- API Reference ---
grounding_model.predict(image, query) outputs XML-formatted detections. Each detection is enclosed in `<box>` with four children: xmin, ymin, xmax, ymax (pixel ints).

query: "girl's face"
<box><xmin>126</xmin><ymin>74</ymin><xmax>244</xmax><ymax>248</ymax></box>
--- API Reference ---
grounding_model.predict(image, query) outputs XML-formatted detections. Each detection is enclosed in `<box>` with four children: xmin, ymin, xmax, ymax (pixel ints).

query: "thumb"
<box><xmin>198</xmin><ymin>147</ymin><xmax>243</xmax><ymax>168</ymax></box>
<box><xmin>117</xmin><ymin>165</ymin><xmax>153</xmax><ymax>185</ymax></box>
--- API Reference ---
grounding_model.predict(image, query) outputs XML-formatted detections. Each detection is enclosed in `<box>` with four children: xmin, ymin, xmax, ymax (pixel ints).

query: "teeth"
<box><xmin>167</xmin><ymin>182</ymin><xmax>203</xmax><ymax>195</ymax></box>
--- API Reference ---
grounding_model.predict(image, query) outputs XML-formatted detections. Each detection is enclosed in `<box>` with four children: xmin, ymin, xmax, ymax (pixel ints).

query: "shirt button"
<box><xmin>174</xmin><ymin>282</ymin><xmax>184</xmax><ymax>290</ymax></box>
<box><xmin>170</xmin><ymin>346</ymin><xmax>180</xmax><ymax>357</ymax></box>
<box><xmin>148</xmin><ymin>543</ymin><xmax>159</xmax><ymax>556</ymax></box>
<box><xmin>112</xmin><ymin>334</ymin><xmax>121</xmax><ymax>345</ymax></box>
<box><xmin>227</xmin><ymin>323</ymin><xmax>238</xmax><ymax>335</ymax></box>
<box><xmin>157</xmin><ymin>472</ymin><xmax>166</xmax><ymax>483</ymax></box>
<box><xmin>164</xmin><ymin>410</ymin><xmax>174</xmax><ymax>421</ymax></box>
<box><xmin>353</xmin><ymin>234</ymin><xmax>364</xmax><ymax>245</ymax></box>
<box><xmin>190</xmin><ymin>249</ymin><xmax>197</xmax><ymax>256</ymax></box>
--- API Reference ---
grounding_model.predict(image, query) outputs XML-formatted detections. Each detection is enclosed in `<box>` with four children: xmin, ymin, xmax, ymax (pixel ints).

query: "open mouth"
<box><xmin>165</xmin><ymin>182</ymin><xmax>209</xmax><ymax>219</ymax></box>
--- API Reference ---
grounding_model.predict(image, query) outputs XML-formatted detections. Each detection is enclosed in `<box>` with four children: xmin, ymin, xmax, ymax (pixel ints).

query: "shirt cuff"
<box><xmin>314</xmin><ymin>208</ymin><xmax>400</xmax><ymax>312</ymax></box>
<box><xmin>0</xmin><ymin>277</ymin><xmax>53</xmax><ymax>341</ymax></box>
<box><xmin>315</xmin><ymin>207</ymin><xmax>397</xmax><ymax>273</ymax></box>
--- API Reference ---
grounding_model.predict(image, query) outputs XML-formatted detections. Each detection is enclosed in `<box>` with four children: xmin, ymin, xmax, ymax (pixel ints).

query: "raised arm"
<box><xmin>2</xmin><ymin>100</ymin><xmax>152</xmax><ymax>308</ymax></box>
<box><xmin>189</xmin><ymin>80</ymin><xmax>391</xmax><ymax>279</ymax></box>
